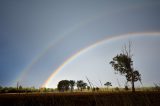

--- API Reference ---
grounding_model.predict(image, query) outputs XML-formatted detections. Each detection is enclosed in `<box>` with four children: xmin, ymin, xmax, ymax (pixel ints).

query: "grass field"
<box><xmin>0</xmin><ymin>91</ymin><xmax>160</xmax><ymax>106</ymax></box>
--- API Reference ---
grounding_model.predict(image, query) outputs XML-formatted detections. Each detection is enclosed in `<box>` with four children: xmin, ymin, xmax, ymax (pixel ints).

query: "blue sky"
<box><xmin>0</xmin><ymin>0</ymin><xmax>160</xmax><ymax>88</ymax></box>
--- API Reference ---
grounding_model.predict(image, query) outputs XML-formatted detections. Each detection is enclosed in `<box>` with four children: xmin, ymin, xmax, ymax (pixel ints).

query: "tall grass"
<box><xmin>0</xmin><ymin>91</ymin><xmax>160</xmax><ymax>106</ymax></box>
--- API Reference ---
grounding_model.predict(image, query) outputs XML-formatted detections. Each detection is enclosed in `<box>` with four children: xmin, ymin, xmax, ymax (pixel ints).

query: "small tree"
<box><xmin>82</xmin><ymin>82</ymin><xmax>87</xmax><ymax>90</ymax></box>
<box><xmin>77</xmin><ymin>80</ymin><xmax>87</xmax><ymax>91</ymax></box>
<box><xmin>124</xmin><ymin>85</ymin><xmax>129</xmax><ymax>91</ymax></box>
<box><xmin>19</xmin><ymin>85</ymin><xmax>23</xmax><ymax>90</ymax></box>
<box><xmin>96</xmin><ymin>87</ymin><xmax>99</xmax><ymax>91</ymax></box>
<box><xmin>57</xmin><ymin>80</ymin><xmax>70</xmax><ymax>92</ymax></box>
<box><xmin>87</xmin><ymin>86</ymin><xmax>90</xmax><ymax>91</ymax></box>
<box><xmin>104</xmin><ymin>82</ymin><xmax>112</xmax><ymax>89</ymax></box>
<box><xmin>69</xmin><ymin>80</ymin><xmax>75</xmax><ymax>92</ymax></box>
<box><xmin>0</xmin><ymin>86</ymin><xmax>2</xmax><ymax>89</ymax></box>
<box><xmin>110</xmin><ymin>42</ymin><xmax>141</xmax><ymax>92</ymax></box>
<box><xmin>124</xmin><ymin>82</ymin><xmax>129</xmax><ymax>91</ymax></box>
<box><xmin>92</xmin><ymin>87</ymin><xmax>96</xmax><ymax>92</ymax></box>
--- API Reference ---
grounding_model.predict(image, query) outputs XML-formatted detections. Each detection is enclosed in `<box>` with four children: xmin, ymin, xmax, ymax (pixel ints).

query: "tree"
<box><xmin>77</xmin><ymin>80</ymin><xmax>82</xmax><ymax>91</ymax></box>
<box><xmin>0</xmin><ymin>86</ymin><xmax>2</xmax><ymax>90</ymax></box>
<box><xmin>57</xmin><ymin>80</ymin><xmax>70</xmax><ymax>92</ymax></box>
<box><xmin>69</xmin><ymin>80</ymin><xmax>75</xmax><ymax>92</ymax></box>
<box><xmin>96</xmin><ymin>87</ymin><xmax>99</xmax><ymax>91</ymax></box>
<box><xmin>87</xmin><ymin>86</ymin><xmax>90</xmax><ymax>91</ymax></box>
<box><xmin>82</xmin><ymin>82</ymin><xmax>87</xmax><ymax>90</ymax></box>
<box><xmin>110</xmin><ymin>42</ymin><xmax>141</xmax><ymax>92</ymax></box>
<box><xmin>124</xmin><ymin>82</ymin><xmax>129</xmax><ymax>91</ymax></box>
<box><xmin>104</xmin><ymin>82</ymin><xmax>112</xmax><ymax>89</ymax></box>
<box><xmin>76</xmin><ymin>80</ymin><xmax>87</xmax><ymax>91</ymax></box>
<box><xmin>19</xmin><ymin>85</ymin><xmax>23</xmax><ymax>90</ymax></box>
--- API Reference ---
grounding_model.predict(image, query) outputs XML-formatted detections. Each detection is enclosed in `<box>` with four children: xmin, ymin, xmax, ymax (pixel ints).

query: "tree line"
<box><xmin>0</xmin><ymin>85</ymin><xmax>39</xmax><ymax>93</ymax></box>
<box><xmin>57</xmin><ymin>80</ymin><xmax>115</xmax><ymax>92</ymax></box>
<box><xmin>57</xmin><ymin>80</ymin><xmax>89</xmax><ymax>92</ymax></box>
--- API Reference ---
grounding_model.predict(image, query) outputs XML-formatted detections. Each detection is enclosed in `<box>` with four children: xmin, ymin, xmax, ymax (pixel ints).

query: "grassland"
<box><xmin>0</xmin><ymin>91</ymin><xmax>160</xmax><ymax>106</ymax></box>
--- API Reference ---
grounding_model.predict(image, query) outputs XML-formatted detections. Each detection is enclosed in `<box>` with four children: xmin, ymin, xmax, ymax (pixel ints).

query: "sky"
<box><xmin>0</xmin><ymin>0</ymin><xmax>160</xmax><ymax>88</ymax></box>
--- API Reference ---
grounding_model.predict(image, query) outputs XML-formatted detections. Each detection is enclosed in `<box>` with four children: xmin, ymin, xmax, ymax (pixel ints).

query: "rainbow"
<box><xmin>15</xmin><ymin>12</ymin><xmax>105</xmax><ymax>84</ymax></box>
<box><xmin>15</xmin><ymin>3</ymin><xmax>154</xmax><ymax>85</ymax></box>
<box><xmin>15</xmin><ymin>19</ymin><xmax>95</xmax><ymax>84</ymax></box>
<box><xmin>42</xmin><ymin>32</ymin><xmax>160</xmax><ymax>88</ymax></box>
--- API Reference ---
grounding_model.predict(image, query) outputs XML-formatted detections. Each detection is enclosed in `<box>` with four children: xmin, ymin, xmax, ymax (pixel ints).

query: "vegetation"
<box><xmin>110</xmin><ymin>42</ymin><xmax>141</xmax><ymax>92</ymax></box>
<box><xmin>1</xmin><ymin>84</ymin><xmax>160</xmax><ymax>106</ymax></box>
<box><xmin>1</xmin><ymin>42</ymin><xmax>159</xmax><ymax>105</ymax></box>
<box><xmin>69</xmin><ymin>80</ymin><xmax>75</xmax><ymax>92</ymax></box>
<box><xmin>57</xmin><ymin>80</ymin><xmax>70</xmax><ymax>92</ymax></box>
<box><xmin>0</xmin><ymin>91</ymin><xmax>160</xmax><ymax>106</ymax></box>
<box><xmin>57</xmin><ymin>80</ymin><xmax>88</xmax><ymax>92</ymax></box>
<box><xmin>0</xmin><ymin>86</ymin><xmax>39</xmax><ymax>93</ymax></box>
<box><xmin>104</xmin><ymin>82</ymin><xmax>112</xmax><ymax>89</ymax></box>
<box><xmin>76</xmin><ymin>80</ymin><xmax>88</xmax><ymax>91</ymax></box>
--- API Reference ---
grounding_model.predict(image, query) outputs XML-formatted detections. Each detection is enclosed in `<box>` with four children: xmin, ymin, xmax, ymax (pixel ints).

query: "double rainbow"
<box><xmin>42</xmin><ymin>32</ymin><xmax>160</xmax><ymax>88</ymax></box>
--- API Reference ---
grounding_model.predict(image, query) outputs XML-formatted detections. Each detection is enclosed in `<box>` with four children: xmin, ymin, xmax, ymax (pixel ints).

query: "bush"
<box><xmin>124</xmin><ymin>86</ymin><xmax>129</xmax><ymax>91</ymax></box>
<box><xmin>115</xmin><ymin>87</ymin><xmax>119</xmax><ymax>91</ymax></box>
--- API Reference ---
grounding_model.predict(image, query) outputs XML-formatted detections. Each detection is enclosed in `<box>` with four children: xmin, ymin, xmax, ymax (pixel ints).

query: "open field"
<box><xmin>0</xmin><ymin>91</ymin><xmax>160</xmax><ymax>106</ymax></box>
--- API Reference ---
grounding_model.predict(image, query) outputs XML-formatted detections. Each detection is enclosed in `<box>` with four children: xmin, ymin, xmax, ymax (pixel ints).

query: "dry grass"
<box><xmin>0</xmin><ymin>91</ymin><xmax>160</xmax><ymax>106</ymax></box>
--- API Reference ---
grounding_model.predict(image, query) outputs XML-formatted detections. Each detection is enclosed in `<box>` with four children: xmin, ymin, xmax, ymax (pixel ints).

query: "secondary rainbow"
<box><xmin>42</xmin><ymin>32</ymin><xmax>160</xmax><ymax>88</ymax></box>
<box><xmin>15</xmin><ymin>19</ymin><xmax>93</xmax><ymax>84</ymax></box>
<box><xmin>15</xmin><ymin>14</ymin><xmax>104</xmax><ymax>84</ymax></box>
<box><xmin>15</xmin><ymin>3</ymin><xmax>152</xmax><ymax>85</ymax></box>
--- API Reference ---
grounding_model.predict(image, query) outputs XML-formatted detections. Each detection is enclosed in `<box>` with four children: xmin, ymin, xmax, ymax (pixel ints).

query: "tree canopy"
<box><xmin>110</xmin><ymin>42</ymin><xmax>141</xmax><ymax>92</ymax></box>
<box><xmin>57</xmin><ymin>80</ymin><xmax>70</xmax><ymax>92</ymax></box>
<box><xmin>77</xmin><ymin>80</ymin><xmax>87</xmax><ymax>91</ymax></box>
<box><xmin>104</xmin><ymin>82</ymin><xmax>112</xmax><ymax>88</ymax></box>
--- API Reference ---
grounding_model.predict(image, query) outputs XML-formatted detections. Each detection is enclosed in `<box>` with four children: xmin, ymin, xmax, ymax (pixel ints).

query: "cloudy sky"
<box><xmin>0</xmin><ymin>0</ymin><xmax>160</xmax><ymax>88</ymax></box>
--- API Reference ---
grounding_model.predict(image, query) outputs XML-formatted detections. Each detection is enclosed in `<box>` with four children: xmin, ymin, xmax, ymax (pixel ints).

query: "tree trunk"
<box><xmin>131</xmin><ymin>80</ymin><xmax>135</xmax><ymax>92</ymax></box>
<box><xmin>71</xmin><ymin>87</ymin><xmax>73</xmax><ymax>92</ymax></box>
<box><xmin>131</xmin><ymin>73</ymin><xmax>135</xmax><ymax>92</ymax></box>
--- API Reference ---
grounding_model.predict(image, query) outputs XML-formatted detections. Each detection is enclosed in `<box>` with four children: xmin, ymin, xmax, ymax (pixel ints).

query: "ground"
<box><xmin>0</xmin><ymin>91</ymin><xmax>160</xmax><ymax>106</ymax></box>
